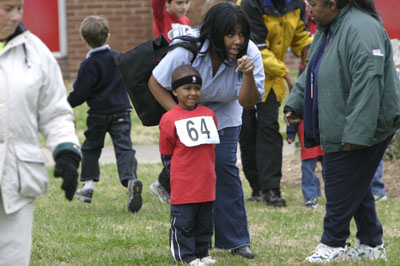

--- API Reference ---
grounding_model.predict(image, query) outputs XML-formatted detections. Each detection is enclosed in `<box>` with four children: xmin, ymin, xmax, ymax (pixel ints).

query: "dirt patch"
<box><xmin>281</xmin><ymin>153</ymin><xmax>400</xmax><ymax>199</ymax></box>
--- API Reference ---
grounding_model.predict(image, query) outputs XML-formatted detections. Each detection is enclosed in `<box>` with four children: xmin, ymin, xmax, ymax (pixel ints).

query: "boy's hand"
<box><xmin>284</xmin><ymin>111</ymin><xmax>301</xmax><ymax>126</ymax></box>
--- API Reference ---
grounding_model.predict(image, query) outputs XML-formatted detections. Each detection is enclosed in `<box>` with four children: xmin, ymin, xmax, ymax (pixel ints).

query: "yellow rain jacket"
<box><xmin>238</xmin><ymin>0</ymin><xmax>312</xmax><ymax>102</ymax></box>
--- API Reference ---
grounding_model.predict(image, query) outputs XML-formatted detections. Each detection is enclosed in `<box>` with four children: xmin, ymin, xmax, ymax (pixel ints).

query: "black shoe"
<box><xmin>128</xmin><ymin>179</ymin><xmax>143</xmax><ymax>213</ymax></box>
<box><xmin>264</xmin><ymin>189</ymin><xmax>286</xmax><ymax>207</ymax></box>
<box><xmin>231</xmin><ymin>246</ymin><xmax>255</xmax><ymax>259</ymax></box>
<box><xmin>247</xmin><ymin>190</ymin><xmax>263</xmax><ymax>202</ymax></box>
<box><xmin>75</xmin><ymin>187</ymin><xmax>93</xmax><ymax>203</ymax></box>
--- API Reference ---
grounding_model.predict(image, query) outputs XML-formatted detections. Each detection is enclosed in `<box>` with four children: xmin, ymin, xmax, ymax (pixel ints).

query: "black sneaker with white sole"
<box><xmin>75</xmin><ymin>188</ymin><xmax>94</xmax><ymax>203</ymax></box>
<box><xmin>128</xmin><ymin>179</ymin><xmax>143</xmax><ymax>213</ymax></box>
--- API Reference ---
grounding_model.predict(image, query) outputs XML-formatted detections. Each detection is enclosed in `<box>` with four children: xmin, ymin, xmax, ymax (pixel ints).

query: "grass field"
<box><xmin>31</xmin><ymin>81</ymin><xmax>400</xmax><ymax>265</ymax></box>
<box><xmin>32</xmin><ymin>163</ymin><xmax>400</xmax><ymax>265</ymax></box>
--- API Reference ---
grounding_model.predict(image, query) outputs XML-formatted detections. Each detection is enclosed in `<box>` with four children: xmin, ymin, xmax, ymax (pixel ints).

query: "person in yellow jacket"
<box><xmin>238</xmin><ymin>0</ymin><xmax>312</xmax><ymax>206</ymax></box>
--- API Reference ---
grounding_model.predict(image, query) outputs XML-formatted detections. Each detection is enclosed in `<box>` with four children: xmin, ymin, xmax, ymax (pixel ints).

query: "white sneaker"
<box><xmin>189</xmin><ymin>258</ymin><xmax>206</xmax><ymax>266</ymax></box>
<box><xmin>346</xmin><ymin>240</ymin><xmax>387</xmax><ymax>261</ymax></box>
<box><xmin>149</xmin><ymin>180</ymin><xmax>170</xmax><ymax>203</ymax></box>
<box><xmin>305</xmin><ymin>243</ymin><xmax>347</xmax><ymax>263</ymax></box>
<box><xmin>200</xmin><ymin>256</ymin><xmax>216</xmax><ymax>264</ymax></box>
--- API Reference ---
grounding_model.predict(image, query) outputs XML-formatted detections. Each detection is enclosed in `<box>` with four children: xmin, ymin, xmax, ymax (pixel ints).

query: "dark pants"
<box><xmin>80</xmin><ymin>111</ymin><xmax>138</xmax><ymax>187</ymax></box>
<box><xmin>158</xmin><ymin>167</ymin><xmax>171</xmax><ymax>193</ymax></box>
<box><xmin>321</xmin><ymin>135</ymin><xmax>393</xmax><ymax>247</ymax></box>
<box><xmin>239</xmin><ymin>90</ymin><xmax>283</xmax><ymax>192</ymax></box>
<box><xmin>170</xmin><ymin>202</ymin><xmax>213</xmax><ymax>263</ymax></box>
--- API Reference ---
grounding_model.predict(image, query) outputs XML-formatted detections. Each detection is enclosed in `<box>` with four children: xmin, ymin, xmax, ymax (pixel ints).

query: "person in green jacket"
<box><xmin>284</xmin><ymin>0</ymin><xmax>400</xmax><ymax>263</ymax></box>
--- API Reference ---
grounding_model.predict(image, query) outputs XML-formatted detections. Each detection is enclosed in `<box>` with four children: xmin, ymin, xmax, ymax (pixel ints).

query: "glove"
<box><xmin>54</xmin><ymin>151</ymin><xmax>81</xmax><ymax>200</ymax></box>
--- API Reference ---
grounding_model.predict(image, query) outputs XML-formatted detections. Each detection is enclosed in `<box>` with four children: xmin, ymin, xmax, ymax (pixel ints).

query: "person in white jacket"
<box><xmin>0</xmin><ymin>1</ymin><xmax>81</xmax><ymax>265</ymax></box>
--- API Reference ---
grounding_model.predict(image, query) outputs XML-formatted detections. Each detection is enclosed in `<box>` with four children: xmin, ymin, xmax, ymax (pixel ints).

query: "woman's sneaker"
<box><xmin>346</xmin><ymin>240</ymin><xmax>387</xmax><ymax>261</ymax></box>
<box><xmin>305</xmin><ymin>243</ymin><xmax>347</xmax><ymax>263</ymax></box>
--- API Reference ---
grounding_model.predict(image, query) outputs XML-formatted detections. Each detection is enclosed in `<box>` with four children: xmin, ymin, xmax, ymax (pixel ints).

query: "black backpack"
<box><xmin>114</xmin><ymin>35</ymin><xmax>198</xmax><ymax>126</ymax></box>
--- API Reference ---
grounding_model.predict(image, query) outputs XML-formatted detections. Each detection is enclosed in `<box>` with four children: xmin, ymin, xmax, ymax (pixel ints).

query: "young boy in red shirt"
<box><xmin>152</xmin><ymin>0</ymin><xmax>191</xmax><ymax>42</ymax></box>
<box><xmin>159</xmin><ymin>65</ymin><xmax>219</xmax><ymax>265</ymax></box>
<box><xmin>151</xmin><ymin>0</ymin><xmax>192</xmax><ymax>203</ymax></box>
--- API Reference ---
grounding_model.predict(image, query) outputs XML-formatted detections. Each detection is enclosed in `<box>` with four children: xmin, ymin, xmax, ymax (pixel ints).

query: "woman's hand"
<box><xmin>236</xmin><ymin>55</ymin><xmax>254</xmax><ymax>73</ymax></box>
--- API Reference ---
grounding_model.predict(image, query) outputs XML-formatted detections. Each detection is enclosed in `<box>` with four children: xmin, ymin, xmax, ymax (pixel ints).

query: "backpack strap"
<box><xmin>154</xmin><ymin>36</ymin><xmax>199</xmax><ymax>64</ymax></box>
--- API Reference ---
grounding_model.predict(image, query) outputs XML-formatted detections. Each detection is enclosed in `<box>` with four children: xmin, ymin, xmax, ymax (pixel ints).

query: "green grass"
<box><xmin>32</xmin><ymin>163</ymin><xmax>400</xmax><ymax>265</ymax></box>
<box><xmin>31</xmin><ymin>78</ymin><xmax>399</xmax><ymax>265</ymax></box>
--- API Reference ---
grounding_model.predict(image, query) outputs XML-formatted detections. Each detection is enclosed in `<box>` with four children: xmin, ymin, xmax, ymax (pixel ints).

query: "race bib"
<box><xmin>175</xmin><ymin>116</ymin><xmax>220</xmax><ymax>147</ymax></box>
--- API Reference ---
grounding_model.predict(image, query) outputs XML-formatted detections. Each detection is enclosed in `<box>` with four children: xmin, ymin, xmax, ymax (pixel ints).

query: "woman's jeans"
<box><xmin>214</xmin><ymin>126</ymin><xmax>250</xmax><ymax>249</ymax></box>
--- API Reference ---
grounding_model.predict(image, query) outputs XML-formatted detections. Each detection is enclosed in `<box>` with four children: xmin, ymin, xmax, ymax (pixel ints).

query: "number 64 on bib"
<box><xmin>175</xmin><ymin>116</ymin><xmax>220</xmax><ymax>147</ymax></box>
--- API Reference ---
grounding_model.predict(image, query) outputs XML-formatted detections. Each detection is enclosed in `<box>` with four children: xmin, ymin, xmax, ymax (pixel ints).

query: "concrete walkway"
<box><xmin>43</xmin><ymin>142</ymin><xmax>296</xmax><ymax>166</ymax></box>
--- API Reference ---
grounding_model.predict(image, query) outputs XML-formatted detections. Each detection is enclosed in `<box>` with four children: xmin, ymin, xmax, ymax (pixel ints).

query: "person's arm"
<box><xmin>341</xmin><ymin>25</ymin><xmax>385</xmax><ymax>147</ymax></box>
<box><xmin>148</xmin><ymin>75</ymin><xmax>177</xmax><ymax>111</ymax></box>
<box><xmin>284</xmin><ymin>74</ymin><xmax>296</xmax><ymax>93</ymax></box>
<box><xmin>68</xmin><ymin>64</ymin><xmax>97</xmax><ymax>108</ymax></box>
<box><xmin>286</xmin><ymin>123</ymin><xmax>299</xmax><ymax>144</ymax></box>
<box><xmin>284</xmin><ymin>68</ymin><xmax>307</xmax><ymax>125</ymax></box>
<box><xmin>36</xmin><ymin>37</ymin><xmax>81</xmax><ymax>200</ymax></box>
<box><xmin>290</xmin><ymin>1</ymin><xmax>313</xmax><ymax>58</ymax></box>
<box><xmin>236</xmin><ymin>55</ymin><xmax>260</xmax><ymax>108</ymax></box>
<box><xmin>152</xmin><ymin>0</ymin><xmax>166</xmax><ymax>20</ymax></box>
<box><xmin>160</xmin><ymin>154</ymin><xmax>172</xmax><ymax>175</ymax></box>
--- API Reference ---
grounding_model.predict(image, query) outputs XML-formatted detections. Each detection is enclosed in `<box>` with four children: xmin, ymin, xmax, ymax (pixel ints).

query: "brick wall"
<box><xmin>59</xmin><ymin>0</ymin><xmax>298</xmax><ymax>82</ymax></box>
<box><xmin>59</xmin><ymin>0</ymin><xmax>153</xmax><ymax>81</ymax></box>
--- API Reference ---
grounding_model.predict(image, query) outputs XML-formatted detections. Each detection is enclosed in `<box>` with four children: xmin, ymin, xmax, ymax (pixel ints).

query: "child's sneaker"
<box><xmin>200</xmin><ymin>256</ymin><xmax>216</xmax><ymax>264</ymax></box>
<box><xmin>346</xmin><ymin>240</ymin><xmax>387</xmax><ymax>261</ymax></box>
<box><xmin>150</xmin><ymin>180</ymin><xmax>170</xmax><ymax>203</ymax></box>
<box><xmin>189</xmin><ymin>258</ymin><xmax>206</xmax><ymax>266</ymax></box>
<box><xmin>305</xmin><ymin>198</ymin><xmax>318</xmax><ymax>208</ymax></box>
<box><xmin>374</xmin><ymin>194</ymin><xmax>387</xmax><ymax>202</ymax></box>
<box><xmin>305</xmin><ymin>243</ymin><xmax>347</xmax><ymax>263</ymax></box>
<box><xmin>75</xmin><ymin>187</ymin><xmax>93</xmax><ymax>203</ymax></box>
<box><xmin>127</xmin><ymin>179</ymin><xmax>143</xmax><ymax>213</ymax></box>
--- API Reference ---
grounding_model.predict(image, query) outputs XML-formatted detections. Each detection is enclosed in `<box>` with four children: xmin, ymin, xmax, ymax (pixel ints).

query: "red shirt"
<box><xmin>152</xmin><ymin>0</ymin><xmax>191</xmax><ymax>42</ymax></box>
<box><xmin>159</xmin><ymin>105</ymin><xmax>217</xmax><ymax>204</ymax></box>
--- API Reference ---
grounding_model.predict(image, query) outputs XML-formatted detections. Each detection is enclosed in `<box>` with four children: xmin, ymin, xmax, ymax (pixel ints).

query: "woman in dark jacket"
<box><xmin>284</xmin><ymin>0</ymin><xmax>400</xmax><ymax>263</ymax></box>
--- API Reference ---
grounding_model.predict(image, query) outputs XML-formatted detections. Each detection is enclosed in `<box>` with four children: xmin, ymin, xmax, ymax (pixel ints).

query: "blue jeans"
<box><xmin>80</xmin><ymin>111</ymin><xmax>138</xmax><ymax>187</ymax></box>
<box><xmin>214</xmin><ymin>126</ymin><xmax>250</xmax><ymax>249</ymax></box>
<box><xmin>371</xmin><ymin>158</ymin><xmax>386</xmax><ymax>196</ymax></box>
<box><xmin>301</xmin><ymin>157</ymin><xmax>323</xmax><ymax>199</ymax></box>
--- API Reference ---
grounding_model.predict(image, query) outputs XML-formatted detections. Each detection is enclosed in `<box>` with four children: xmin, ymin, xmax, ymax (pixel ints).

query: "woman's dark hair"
<box><xmin>323</xmin><ymin>0</ymin><xmax>379</xmax><ymax>21</ymax></box>
<box><xmin>200</xmin><ymin>2</ymin><xmax>251</xmax><ymax>64</ymax></box>
<box><xmin>177</xmin><ymin>2</ymin><xmax>251</xmax><ymax>65</ymax></box>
